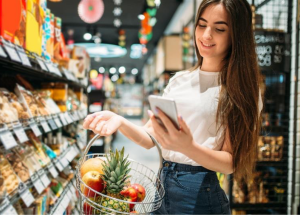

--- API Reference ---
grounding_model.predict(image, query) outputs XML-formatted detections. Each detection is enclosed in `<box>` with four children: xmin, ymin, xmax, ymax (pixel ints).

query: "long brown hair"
<box><xmin>193</xmin><ymin>0</ymin><xmax>262</xmax><ymax>181</ymax></box>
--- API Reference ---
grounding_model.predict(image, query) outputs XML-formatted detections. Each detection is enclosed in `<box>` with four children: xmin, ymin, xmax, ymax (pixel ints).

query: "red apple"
<box><xmin>81</xmin><ymin>171</ymin><xmax>105</xmax><ymax>197</ymax></box>
<box><xmin>80</xmin><ymin>158</ymin><xmax>105</xmax><ymax>178</ymax></box>
<box><xmin>120</xmin><ymin>187</ymin><xmax>138</xmax><ymax>210</ymax></box>
<box><xmin>131</xmin><ymin>184</ymin><xmax>146</xmax><ymax>202</ymax></box>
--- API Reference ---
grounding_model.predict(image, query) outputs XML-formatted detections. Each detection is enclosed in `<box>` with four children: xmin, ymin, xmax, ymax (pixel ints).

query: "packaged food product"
<box><xmin>41</xmin><ymin>83</ymin><xmax>68</xmax><ymax>112</ymax></box>
<box><xmin>0</xmin><ymin>89</ymin><xmax>19</xmax><ymax>123</ymax></box>
<box><xmin>14</xmin><ymin>146</ymin><xmax>41</xmax><ymax>174</ymax></box>
<box><xmin>26</xmin><ymin>131</ymin><xmax>51</xmax><ymax>166</ymax></box>
<box><xmin>0</xmin><ymin>172</ymin><xmax>6</xmax><ymax>205</ymax></box>
<box><xmin>32</xmin><ymin>91</ymin><xmax>51</xmax><ymax>116</ymax></box>
<box><xmin>0</xmin><ymin>0</ymin><xmax>27</xmax><ymax>48</ymax></box>
<box><xmin>15</xmin><ymin>84</ymin><xmax>40</xmax><ymax>118</ymax></box>
<box><xmin>5</xmin><ymin>151</ymin><xmax>30</xmax><ymax>183</ymax></box>
<box><xmin>13</xmin><ymin>201</ymin><xmax>25</xmax><ymax>215</ymax></box>
<box><xmin>0</xmin><ymin>155</ymin><xmax>19</xmax><ymax>195</ymax></box>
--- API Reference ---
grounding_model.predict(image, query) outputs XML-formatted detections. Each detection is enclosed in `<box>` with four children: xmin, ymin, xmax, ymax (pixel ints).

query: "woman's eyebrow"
<box><xmin>199</xmin><ymin>17</ymin><xmax>228</xmax><ymax>26</ymax></box>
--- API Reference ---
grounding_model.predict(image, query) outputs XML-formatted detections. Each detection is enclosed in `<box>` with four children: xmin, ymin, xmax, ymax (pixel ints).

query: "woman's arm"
<box><xmin>183</xmin><ymin>129</ymin><xmax>233</xmax><ymax>174</ymax></box>
<box><xmin>83</xmin><ymin>111</ymin><xmax>156</xmax><ymax>149</ymax></box>
<box><xmin>148</xmin><ymin>109</ymin><xmax>233</xmax><ymax>175</ymax></box>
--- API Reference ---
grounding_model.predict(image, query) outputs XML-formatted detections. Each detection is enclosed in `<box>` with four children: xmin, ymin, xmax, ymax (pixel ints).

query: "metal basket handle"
<box><xmin>81</xmin><ymin>132</ymin><xmax>163</xmax><ymax>170</ymax></box>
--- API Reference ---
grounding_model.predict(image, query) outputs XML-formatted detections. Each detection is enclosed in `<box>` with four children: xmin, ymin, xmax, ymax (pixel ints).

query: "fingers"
<box><xmin>94</xmin><ymin>121</ymin><xmax>106</xmax><ymax>134</ymax></box>
<box><xmin>148</xmin><ymin>110</ymin><xmax>166</xmax><ymax>140</ymax></box>
<box><xmin>83</xmin><ymin>114</ymin><xmax>97</xmax><ymax>129</ymax></box>
<box><xmin>89</xmin><ymin>115</ymin><xmax>104</xmax><ymax>130</ymax></box>
<box><xmin>178</xmin><ymin>115</ymin><xmax>190</xmax><ymax>134</ymax></box>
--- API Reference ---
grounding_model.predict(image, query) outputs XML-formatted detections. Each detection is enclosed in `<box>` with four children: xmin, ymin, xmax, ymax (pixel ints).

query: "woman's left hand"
<box><xmin>148</xmin><ymin>108</ymin><xmax>194</xmax><ymax>154</ymax></box>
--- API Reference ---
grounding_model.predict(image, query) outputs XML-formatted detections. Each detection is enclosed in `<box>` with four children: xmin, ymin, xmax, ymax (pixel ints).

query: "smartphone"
<box><xmin>148</xmin><ymin>95</ymin><xmax>180</xmax><ymax>130</ymax></box>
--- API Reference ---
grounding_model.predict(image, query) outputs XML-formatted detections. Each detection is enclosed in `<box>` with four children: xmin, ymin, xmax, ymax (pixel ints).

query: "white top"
<box><xmin>162</xmin><ymin>67</ymin><xmax>263</xmax><ymax>166</ymax></box>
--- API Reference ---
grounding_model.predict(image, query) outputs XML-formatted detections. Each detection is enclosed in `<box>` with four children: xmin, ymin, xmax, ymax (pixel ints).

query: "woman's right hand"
<box><xmin>83</xmin><ymin>111</ymin><xmax>124</xmax><ymax>136</ymax></box>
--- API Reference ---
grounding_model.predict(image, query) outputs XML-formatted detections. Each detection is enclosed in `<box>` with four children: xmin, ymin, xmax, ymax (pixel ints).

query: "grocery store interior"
<box><xmin>0</xmin><ymin>0</ymin><xmax>300</xmax><ymax>214</ymax></box>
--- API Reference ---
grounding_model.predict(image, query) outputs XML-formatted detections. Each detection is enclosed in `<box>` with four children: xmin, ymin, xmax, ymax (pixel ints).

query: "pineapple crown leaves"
<box><xmin>102</xmin><ymin>147</ymin><xmax>131</xmax><ymax>193</ymax></box>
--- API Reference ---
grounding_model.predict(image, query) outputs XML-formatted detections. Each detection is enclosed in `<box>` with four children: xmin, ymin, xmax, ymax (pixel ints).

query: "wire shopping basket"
<box><xmin>75</xmin><ymin>134</ymin><xmax>165</xmax><ymax>214</ymax></box>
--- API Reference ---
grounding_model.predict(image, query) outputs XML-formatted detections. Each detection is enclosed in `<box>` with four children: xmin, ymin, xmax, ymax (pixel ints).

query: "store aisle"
<box><xmin>112</xmin><ymin>118</ymin><xmax>160</xmax><ymax>174</ymax></box>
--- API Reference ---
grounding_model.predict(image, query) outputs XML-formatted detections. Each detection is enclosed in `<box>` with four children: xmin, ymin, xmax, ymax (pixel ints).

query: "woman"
<box><xmin>83</xmin><ymin>0</ymin><xmax>263</xmax><ymax>214</ymax></box>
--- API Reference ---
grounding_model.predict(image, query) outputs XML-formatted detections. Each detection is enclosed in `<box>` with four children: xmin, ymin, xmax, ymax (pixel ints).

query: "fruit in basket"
<box><xmin>81</xmin><ymin>171</ymin><xmax>105</xmax><ymax>197</ymax></box>
<box><xmin>130</xmin><ymin>184</ymin><xmax>146</xmax><ymax>202</ymax></box>
<box><xmin>80</xmin><ymin>157</ymin><xmax>105</xmax><ymax>177</ymax></box>
<box><xmin>83</xmin><ymin>197</ymin><xmax>96</xmax><ymax>215</ymax></box>
<box><xmin>130</xmin><ymin>211</ymin><xmax>138</xmax><ymax>214</ymax></box>
<box><xmin>120</xmin><ymin>187</ymin><xmax>138</xmax><ymax>210</ymax></box>
<box><xmin>100</xmin><ymin>147</ymin><xmax>131</xmax><ymax>213</ymax></box>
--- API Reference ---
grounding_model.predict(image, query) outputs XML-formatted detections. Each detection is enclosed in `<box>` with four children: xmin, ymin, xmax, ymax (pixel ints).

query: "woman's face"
<box><xmin>195</xmin><ymin>4</ymin><xmax>231</xmax><ymax>63</ymax></box>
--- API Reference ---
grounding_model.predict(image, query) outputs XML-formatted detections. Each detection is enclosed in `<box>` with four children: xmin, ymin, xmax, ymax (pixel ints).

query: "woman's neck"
<box><xmin>201</xmin><ymin>58</ymin><xmax>223</xmax><ymax>72</ymax></box>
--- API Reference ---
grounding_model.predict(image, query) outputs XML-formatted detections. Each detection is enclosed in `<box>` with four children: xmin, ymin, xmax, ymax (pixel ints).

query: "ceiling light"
<box><xmin>138</xmin><ymin>14</ymin><xmax>145</xmax><ymax>20</ymax></box>
<box><xmin>83</xmin><ymin>33</ymin><xmax>92</xmax><ymax>40</ymax></box>
<box><xmin>94</xmin><ymin>37</ymin><xmax>101</xmax><ymax>44</ymax></box>
<box><xmin>94</xmin><ymin>57</ymin><xmax>101</xmax><ymax>62</ymax></box>
<box><xmin>119</xmin><ymin>66</ymin><xmax>126</xmax><ymax>74</ymax></box>
<box><xmin>113</xmin><ymin>0</ymin><xmax>122</xmax><ymax>5</ymax></box>
<box><xmin>111</xmin><ymin>74</ymin><xmax>119</xmax><ymax>82</ymax></box>
<box><xmin>155</xmin><ymin>0</ymin><xmax>161</xmax><ymax>7</ymax></box>
<box><xmin>113</xmin><ymin>7</ymin><xmax>122</xmax><ymax>16</ymax></box>
<box><xmin>99</xmin><ymin>67</ymin><xmax>105</xmax><ymax>73</ymax></box>
<box><xmin>114</xmin><ymin>19</ymin><xmax>122</xmax><ymax>28</ymax></box>
<box><xmin>131</xmin><ymin>68</ymin><xmax>138</xmax><ymax>75</ymax></box>
<box><xmin>110</xmin><ymin>67</ymin><xmax>117</xmax><ymax>74</ymax></box>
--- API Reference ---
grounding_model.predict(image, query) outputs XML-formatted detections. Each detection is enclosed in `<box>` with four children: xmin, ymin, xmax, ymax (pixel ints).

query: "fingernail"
<box><xmin>155</xmin><ymin>107</ymin><xmax>159</xmax><ymax>114</ymax></box>
<box><xmin>147</xmin><ymin>110</ymin><xmax>152</xmax><ymax>117</ymax></box>
<box><xmin>180</xmin><ymin>115</ymin><xmax>183</xmax><ymax>120</ymax></box>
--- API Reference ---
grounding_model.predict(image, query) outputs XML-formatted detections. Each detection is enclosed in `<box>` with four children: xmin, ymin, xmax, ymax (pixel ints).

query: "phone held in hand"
<box><xmin>148</xmin><ymin>95</ymin><xmax>180</xmax><ymax>130</ymax></box>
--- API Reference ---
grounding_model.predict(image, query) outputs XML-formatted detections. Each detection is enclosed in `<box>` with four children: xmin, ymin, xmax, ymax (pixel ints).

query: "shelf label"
<box><xmin>29</xmin><ymin>121</ymin><xmax>42</xmax><ymax>137</ymax></box>
<box><xmin>3</xmin><ymin>44</ymin><xmax>21</xmax><ymax>63</ymax></box>
<box><xmin>47</xmin><ymin>118</ymin><xmax>57</xmax><ymax>130</ymax></box>
<box><xmin>0</xmin><ymin>46</ymin><xmax>7</xmax><ymax>58</ymax></box>
<box><xmin>18</xmin><ymin>183</ymin><xmax>34</xmax><ymax>207</ymax></box>
<box><xmin>31</xmin><ymin>173</ymin><xmax>45</xmax><ymax>194</ymax></box>
<box><xmin>40</xmin><ymin>173</ymin><xmax>51</xmax><ymax>188</ymax></box>
<box><xmin>59</xmin><ymin>113</ymin><xmax>68</xmax><ymax>126</ymax></box>
<box><xmin>64</xmin><ymin>112</ymin><xmax>73</xmax><ymax>124</ymax></box>
<box><xmin>1</xmin><ymin>204</ymin><xmax>18</xmax><ymax>215</ymax></box>
<box><xmin>15</xmin><ymin>46</ymin><xmax>32</xmax><ymax>67</ymax></box>
<box><xmin>48</xmin><ymin>164</ymin><xmax>59</xmax><ymax>178</ymax></box>
<box><xmin>52</xmin><ymin>64</ymin><xmax>62</xmax><ymax>77</ymax></box>
<box><xmin>60</xmin><ymin>156</ymin><xmax>69</xmax><ymax>168</ymax></box>
<box><xmin>0</xmin><ymin>127</ymin><xmax>18</xmax><ymax>150</ymax></box>
<box><xmin>40</xmin><ymin>119</ymin><xmax>51</xmax><ymax>133</ymax></box>
<box><xmin>55</xmin><ymin>159</ymin><xmax>64</xmax><ymax>172</ymax></box>
<box><xmin>13</xmin><ymin>123</ymin><xmax>29</xmax><ymax>143</ymax></box>
<box><xmin>54</xmin><ymin>116</ymin><xmax>63</xmax><ymax>128</ymax></box>
<box><xmin>37</xmin><ymin>58</ymin><xmax>48</xmax><ymax>71</ymax></box>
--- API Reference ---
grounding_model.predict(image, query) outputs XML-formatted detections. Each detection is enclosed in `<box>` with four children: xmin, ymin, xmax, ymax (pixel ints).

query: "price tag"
<box><xmin>1</xmin><ymin>204</ymin><xmax>18</xmax><ymax>215</ymax></box>
<box><xmin>18</xmin><ymin>183</ymin><xmax>35</xmax><ymax>207</ymax></box>
<box><xmin>31</xmin><ymin>174</ymin><xmax>45</xmax><ymax>194</ymax></box>
<box><xmin>29</xmin><ymin>121</ymin><xmax>42</xmax><ymax>137</ymax></box>
<box><xmin>37</xmin><ymin>58</ymin><xmax>48</xmax><ymax>71</ymax></box>
<box><xmin>54</xmin><ymin>117</ymin><xmax>62</xmax><ymax>128</ymax></box>
<box><xmin>53</xmin><ymin>65</ymin><xmax>62</xmax><ymax>77</ymax></box>
<box><xmin>47</xmin><ymin>118</ymin><xmax>57</xmax><ymax>130</ymax></box>
<box><xmin>18</xmin><ymin>51</ymin><xmax>32</xmax><ymax>67</ymax></box>
<box><xmin>60</xmin><ymin>156</ymin><xmax>69</xmax><ymax>168</ymax></box>
<box><xmin>40</xmin><ymin>119</ymin><xmax>51</xmax><ymax>133</ymax></box>
<box><xmin>13</xmin><ymin>124</ymin><xmax>29</xmax><ymax>143</ymax></box>
<box><xmin>0</xmin><ymin>46</ymin><xmax>7</xmax><ymax>58</ymax></box>
<box><xmin>67</xmin><ymin>189</ymin><xmax>73</xmax><ymax>200</ymax></box>
<box><xmin>48</xmin><ymin>164</ymin><xmax>59</xmax><ymax>178</ymax></box>
<box><xmin>59</xmin><ymin>113</ymin><xmax>68</xmax><ymax>126</ymax></box>
<box><xmin>66</xmin><ymin>149</ymin><xmax>74</xmax><ymax>162</ymax></box>
<box><xmin>0</xmin><ymin>128</ymin><xmax>18</xmax><ymax>150</ymax></box>
<box><xmin>3</xmin><ymin>44</ymin><xmax>21</xmax><ymax>63</ymax></box>
<box><xmin>61</xmin><ymin>194</ymin><xmax>70</xmax><ymax>209</ymax></box>
<box><xmin>64</xmin><ymin>112</ymin><xmax>73</xmax><ymax>124</ymax></box>
<box><xmin>40</xmin><ymin>173</ymin><xmax>51</xmax><ymax>188</ymax></box>
<box><xmin>55</xmin><ymin>160</ymin><xmax>64</xmax><ymax>172</ymax></box>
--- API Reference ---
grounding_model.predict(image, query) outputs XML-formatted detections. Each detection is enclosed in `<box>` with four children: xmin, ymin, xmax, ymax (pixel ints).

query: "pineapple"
<box><xmin>95</xmin><ymin>147</ymin><xmax>131</xmax><ymax>214</ymax></box>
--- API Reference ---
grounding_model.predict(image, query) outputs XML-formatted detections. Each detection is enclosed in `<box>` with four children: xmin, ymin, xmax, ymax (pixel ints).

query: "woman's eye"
<box><xmin>198</xmin><ymin>24</ymin><xmax>206</xmax><ymax>28</ymax></box>
<box><xmin>216</xmin><ymin>29</ymin><xmax>225</xmax><ymax>32</ymax></box>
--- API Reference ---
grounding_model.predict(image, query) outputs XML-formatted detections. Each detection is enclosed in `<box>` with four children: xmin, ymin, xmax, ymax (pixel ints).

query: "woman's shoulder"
<box><xmin>169</xmin><ymin>68</ymin><xmax>198</xmax><ymax>84</ymax></box>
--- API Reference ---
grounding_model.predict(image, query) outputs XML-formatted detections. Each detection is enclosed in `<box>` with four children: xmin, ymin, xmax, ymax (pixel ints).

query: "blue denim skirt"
<box><xmin>153</xmin><ymin>160</ymin><xmax>231</xmax><ymax>214</ymax></box>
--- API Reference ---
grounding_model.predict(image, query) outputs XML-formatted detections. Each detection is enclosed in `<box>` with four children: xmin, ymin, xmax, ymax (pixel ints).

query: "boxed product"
<box><xmin>15</xmin><ymin>84</ymin><xmax>40</xmax><ymax>118</ymax></box>
<box><xmin>43</xmin><ymin>9</ymin><xmax>52</xmax><ymax>61</ymax></box>
<box><xmin>35</xmin><ymin>90</ymin><xmax>61</xmax><ymax>114</ymax></box>
<box><xmin>49</xmin><ymin>13</ymin><xmax>55</xmax><ymax>61</ymax></box>
<box><xmin>5</xmin><ymin>151</ymin><xmax>30</xmax><ymax>183</ymax></box>
<box><xmin>70</xmin><ymin>46</ymin><xmax>90</xmax><ymax>78</ymax></box>
<box><xmin>27</xmin><ymin>131</ymin><xmax>51</xmax><ymax>166</ymax></box>
<box><xmin>26</xmin><ymin>0</ymin><xmax>45</xmax><ymax>55</ymax></box>
<box><xmin>41</xmin><ymin>83</ymin><xmax>68</xmax><ymax>112</ymax></box>
<box><xmin>40</xmin><ymin>0</ymin><xmax>48</xmax><ymax>60</ymax></box>
<box><xmin>53</xmin><ymin>17</ymin><xmax>62</xmax><ymax>63</ymax></box>
<box><xmin>0</xmin><ymin>0</ymin><xmax>27</xmax><ymax>48</ymax></box>
<box><xmin>0</xmin><ymin>155</ymin><xmax>19</xmax><ymax>195</ymax></box>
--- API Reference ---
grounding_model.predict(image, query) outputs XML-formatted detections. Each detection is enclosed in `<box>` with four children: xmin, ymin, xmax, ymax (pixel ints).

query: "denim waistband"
<box><xmin>162</xmin><ymin>159</ymin><xmax>214</xmax><ymax>172</ymax></box>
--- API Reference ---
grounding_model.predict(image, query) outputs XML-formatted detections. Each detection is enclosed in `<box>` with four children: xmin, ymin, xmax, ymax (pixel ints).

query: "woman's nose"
<box><xmin>203</xmin><ymin>28</ymin><xmax>212</xmax><ymax>40</ymax></box>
